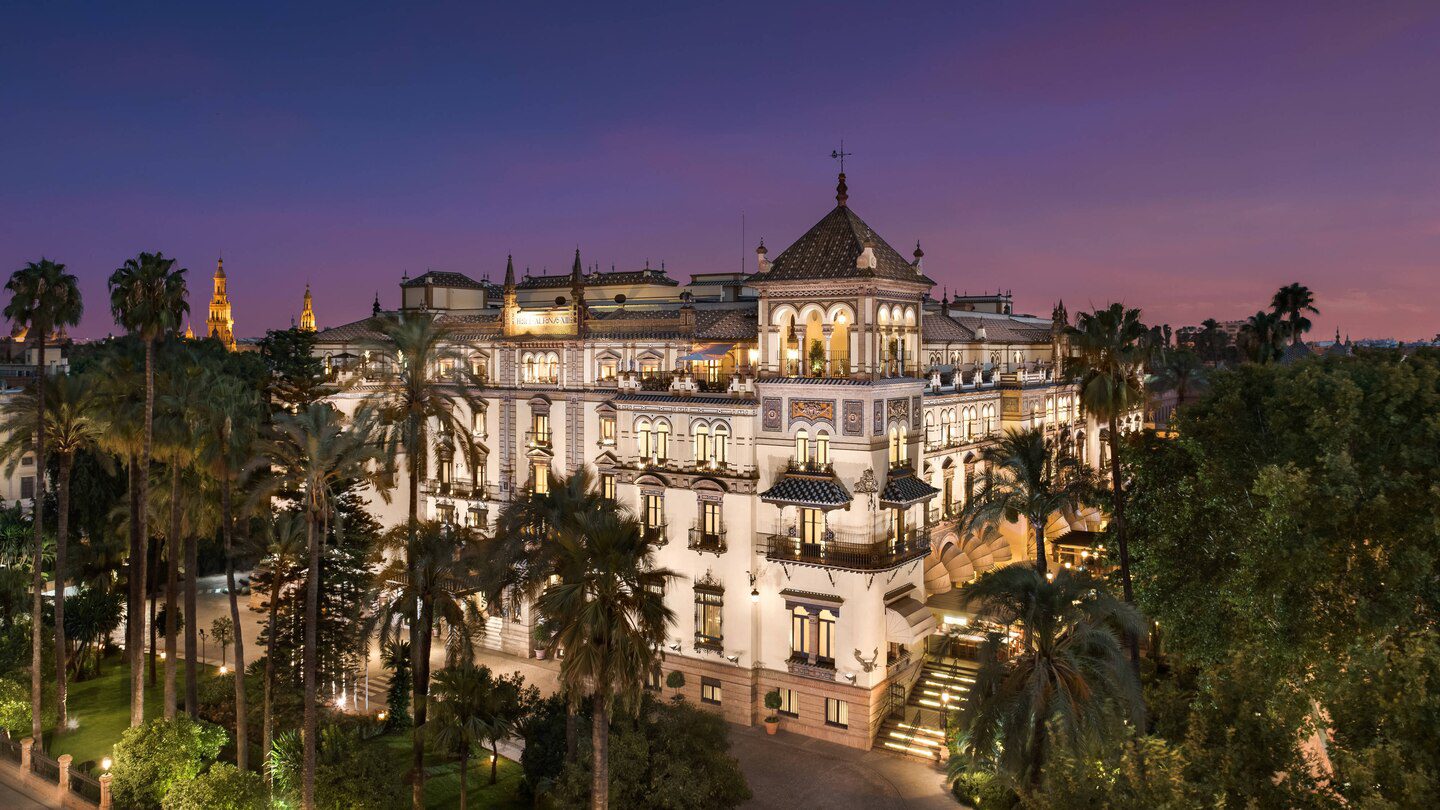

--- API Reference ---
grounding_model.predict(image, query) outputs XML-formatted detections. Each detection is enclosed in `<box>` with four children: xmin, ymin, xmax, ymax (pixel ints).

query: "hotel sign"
<box><xmin>514</xmin><ymin>309</ymin><xmax>577</xmax><ymax>335</ymax></box>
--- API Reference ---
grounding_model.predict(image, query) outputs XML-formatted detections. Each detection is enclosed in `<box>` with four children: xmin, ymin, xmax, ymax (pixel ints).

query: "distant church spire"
<box><xmin>206</xmin><ymin>258</ymin><xmax>237</xmax><ymax>350</ymax></box>
<box><xmin>299</xmin><ymin>284</ymin><xmax>316</xmax><ymax>332</ymax></box>
<box><xmin>372</xmin><ymin>291</ymin><xmax>381</xmax><ymax>316</ymax></box>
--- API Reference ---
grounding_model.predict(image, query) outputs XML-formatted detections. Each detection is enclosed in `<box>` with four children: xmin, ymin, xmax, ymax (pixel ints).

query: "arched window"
<box><xmin>522</xmin><ymin>352</ymin><xmax>536</xmax><ymax>383</ymax></box>
<box><xmin>637</xmin><ymin>419</ymin><xmax>653</xmax><ymax>460</ymax></box>
<box><xmin>924</xmin><ymin>412</ymin><xmax>936</xmax><ymax>449</ymax></box>
<box><xmin>889</xmin><ymin>425</ymin><xmax>907</xmax><ymax>466</ymax></box>
<box><xmin>655</xmin><ymin>420</ymin><xmax>671</xmax><ymax>461</ymax></box>
<box><xmin>545</xmin><ymin>352</ymin><xmax>560</xmax><ymax>383</ymax></box>
<box><xmin>815</xmin><ymin>431</ymin><xmax>830</xmax><ymax>466</ymax></box>
<box><xmin>713</xmin><ymin>423</ymin><xmax>729</xmax><ymax>466</ymax></box>
<box><xmin>693</xmin><ymin>422</ymin><xmax>710</xmax><ymax>465</ymax></box>
<box><xmin>794</xmin><ymin>429</ymin><xmax>809</xmax><ymax>463</ymax></box>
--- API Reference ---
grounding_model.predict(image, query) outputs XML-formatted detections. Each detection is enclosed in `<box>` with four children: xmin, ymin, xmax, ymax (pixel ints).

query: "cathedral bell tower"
<box><xmin>501</xmin><ymin>255</ymin><xmax>520</xmax><ymax>337</ymax></box>
<box><xmin>299</xmin><ymin>284</ymin><xmax>317</xmax><ymax>332</ymax></box>
<box><xmin>206</xmin><ymin>258</ymin><xmax>237</xmax><ymax>351</ymax></box>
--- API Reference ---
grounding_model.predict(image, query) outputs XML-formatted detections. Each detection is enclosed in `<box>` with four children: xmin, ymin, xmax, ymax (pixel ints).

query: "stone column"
<box><xmin>19</xmin><ymin>736</ymin><xmax>32</xmax><ymax>773</ymax></box>
<box><xmin>56</xmin><ymin>754</ymin><xmax>72</xmax><ymax>804</ymax></box>
<box><xmin>99</xmin><ymin>773</ymin><xmax>113</xmax><ymax>810</ymax></box>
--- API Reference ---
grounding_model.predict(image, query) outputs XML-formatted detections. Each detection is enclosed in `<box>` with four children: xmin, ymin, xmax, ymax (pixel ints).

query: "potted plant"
<box><xmin>763</xmin><ymin>688</ymin><xmax>783</xmax><ymax>735</ymax></box>
<box><xmin>532</xmin><ymin>623</ymin><xmax>549</xmax><ymax>660</ymax></box>
<box><xmin>665</xmin><ymin>670</ymin><xmax>686</xmax><ymax>703</ymax></box>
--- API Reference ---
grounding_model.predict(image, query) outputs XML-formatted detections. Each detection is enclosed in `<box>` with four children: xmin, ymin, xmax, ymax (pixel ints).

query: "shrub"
<box><xmin>110</xmin><ymin>716</ymin><xmax>229</xmax><ymax>810</ymax></box>
<box><xmin>161</xmin><ymin>762</ymin><xmax>267</xmax><ymax>810</ymax></box>
<box><xmin>268</xmin><ymin>725</ymin><xmax>404</xmax><ymax>810</ymax></box>
<box><xmin>0</xmin><ymin>677</ymin><xmax>27</xmax><ymax>732</ymax></box>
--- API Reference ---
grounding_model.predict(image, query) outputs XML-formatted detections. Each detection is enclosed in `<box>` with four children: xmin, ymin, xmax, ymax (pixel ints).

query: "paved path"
<box><xmin>0</xmin><ymin>779</ymin><xmax>52</xmax><ymax>810</ymax></box>
<box><xmin>729</xmin><ymin>725</ymin><xmax>958</xmax><ymax>810</ymax></box>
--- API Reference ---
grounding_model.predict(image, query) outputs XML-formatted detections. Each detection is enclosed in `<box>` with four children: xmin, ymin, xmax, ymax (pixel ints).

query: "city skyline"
<box><xmin>4</xmin><ymin>0</ymin><xmax>1439</xmax><ymax>340</ymax></box>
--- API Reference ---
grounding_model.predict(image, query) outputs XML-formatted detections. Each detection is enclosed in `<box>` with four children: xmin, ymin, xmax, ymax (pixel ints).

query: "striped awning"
<box><xmin>885</xmin><ymin>596</ymin><xmax>938</xmax><ymax>646</ymax></box>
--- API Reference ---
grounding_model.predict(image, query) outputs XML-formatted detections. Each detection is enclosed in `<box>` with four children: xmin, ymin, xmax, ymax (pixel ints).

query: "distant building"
<box><xmin>206</xmin><ymin>258</ymin><xmax>238</xmax><ymax>351</ymax></box>
<box><xmin>299</xmin><ymin>284</ymin><xmax>317</xmax><ymax>332</ymax></box>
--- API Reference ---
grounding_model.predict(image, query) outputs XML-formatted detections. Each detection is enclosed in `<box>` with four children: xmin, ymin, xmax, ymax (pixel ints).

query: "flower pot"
<box><xmin>764</xmin><ymin>718</ymin><xmax>778</xmax><ymax>735</ymax></box>
<box><xmin>534</xmin><ymin>649</ymin><xmax>547</xmax><ymax>660</ymax></box>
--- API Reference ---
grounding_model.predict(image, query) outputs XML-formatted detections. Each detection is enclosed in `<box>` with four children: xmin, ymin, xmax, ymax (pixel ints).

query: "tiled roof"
<box><xmin>696</xmin><ymin>307</ymin><xmax>759</xmax><ymax>340</ymax></box>
<box><xmin>922</xmin><ymin>313</ymin><xmax>975</xmax><ymax>342</ymax></box>
<box><xmin>879</xmin><ymin>470</ymin><xmax>940</xmax><ymax>507</ymax></box>
<box><xmin>400</xmin><ymin>271</ymin><xmax>488</xmax><ymax>290</ymax></box>
<box><xmin>946</xmin><ymin>315</ymin><xmax>1052</xmax><ymax>344</ymax></box>
<box><xmin>751</xmin><ymin>205</ymin><xmax>934</xmax><ymax>285</ymax></box>
<box><xmin>614</xmin><ymin>393</ymin><xmax>755</xmax><ymax>406</ymax></box>
<box><xmin>756</xmin><ymin>376</ymin><xmax>870</xmax><ymax>386</ymax></box>
<box><xmin>760</xmin><ymin>473</ymin><xmax>853</xmax><ymax>507</ymax></box>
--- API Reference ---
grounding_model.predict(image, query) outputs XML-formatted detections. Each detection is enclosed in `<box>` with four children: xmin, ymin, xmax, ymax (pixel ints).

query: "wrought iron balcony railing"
<box><xmin>687</xmin><ymin>526</ymin><xmax>726</xmax><ymax>554</ymax></box>
<box><xmin>762</xmin><ymin>528</ymin><xmax>928</xmax><ymax>571</ymax></box>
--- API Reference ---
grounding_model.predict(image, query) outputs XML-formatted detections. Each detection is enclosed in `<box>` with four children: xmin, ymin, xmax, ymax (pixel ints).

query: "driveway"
<box><xmin>728</xmin><ymin>725</ymin><xmax>959</xmax><ymax>810</ymax></box>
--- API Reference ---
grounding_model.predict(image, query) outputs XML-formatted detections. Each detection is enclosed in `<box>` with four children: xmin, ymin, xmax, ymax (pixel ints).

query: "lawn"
<box><xmin>372</xmin><ymin>731</ymin><xmax>527</xmax><ymax>810</ymax></box>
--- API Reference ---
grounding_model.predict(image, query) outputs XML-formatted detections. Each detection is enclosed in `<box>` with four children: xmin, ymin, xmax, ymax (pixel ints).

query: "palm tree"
<box><xmin>1237</xmin><ymin>310</ymin><xmax>1287</xmax><ymax>364</ymax></box>
<box><xmin>358</xmin><ymin>311</ymin><xmax>483</xmax><ymax>808</ymax></box>
<box><xmin>194</xmin><ymin>367</ymin><xmax>263</xmax><ymax>768</ymax></box>
<box><xmin>960</xmin><ymin>429</ymin><xmax>1098</xmax><ymax>577</ymax></box>
<box><xmin>535</xmin><ymin>509</ymin><xmax>675</xmax><ymax>810</ymax></box>
<box><xmin>256</xmin><ymin>509</ymin><xmax>307</xmax><ymax>770</ymax></box>
<box><xmin>0</xmin><ymin>373</ymin><xmax>98</xmax><ymax>734</ymax></box>
<box><xmin>4</xmin><ymin>258</ymin><xmax>83</xmax><ymax>744</ymax></box>
<box><xmin>429</xmin><ymin>664</ymin><xmax>523</xmax><ymax>808</ymax></box>
<box><xmin>1069</xmin><ymin>303</ymin><xmax>1148</xmax><ymax>676</ymax></box>
<box><xmin>257</xmin><ymin>402</ymin><xmax>388</xmax><ymax>810</ymax></box>
<box><xmin>368</xmin><ymin>520</ymin><xmax>488</xmax><ymax>807</ymax></box>
<box><xmin>154</xmin><ymin>347</ymin><xmax>206</xmax><ymax>719</ymax></box>
<box><xmin>950</xmin><ymin>566</ymin><xmax>1144</xmax><ymax>792</ymax></box>
<box><xmin>1271</xmin><ymin>283</ymin><xmax>1319</xmax><ymax>346</ymax></box>
<box><xmin>485</xmin><ymin>468</ymin><xmax>615</xmax><ymax>758</ymax></box>
<box><xmin>108</xmin><ymin>251</ymin><xmax>188</xmax><ymax>726</ymax></box>
<box><xmin>1150</xmin><ymin>348</ymin><xmax>1206</xmax><ymax>414</ymax></box>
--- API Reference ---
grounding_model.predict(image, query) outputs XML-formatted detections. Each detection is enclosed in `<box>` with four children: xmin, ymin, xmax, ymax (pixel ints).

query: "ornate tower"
<box><xmin>299</xmin><ymin>284</ymin><xmax>316</xmax><ymax>332</ymax></box>
<box><xmin>206</xmin><ymin>258</ymin><xmax>237</xmax><ymax>351</ymax></box>
<box><xmin>570</xmin><ymin>248</ymin><xmax>587</xmax><ymax>338</ymax></box>
<box><xmin>501</xmin><ymin>254</ymin><xmax>519</xmax><ymax>336</ymax></box>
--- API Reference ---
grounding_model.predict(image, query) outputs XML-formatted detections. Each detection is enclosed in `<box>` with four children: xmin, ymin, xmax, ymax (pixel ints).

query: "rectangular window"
<box><xmin>600</xmin><ymin>474</ymin><xmax>616</xmax><ymax>501</ymax></box>
<box><xmin>643</xmin><ymin>493</ymin><xmax>663</xmax><ymax>528</ymax></box>
<box><xmin>531</xmin><ymin>413</ymin><xmax>550</xmax><ymax>446</ymax></box>
<box><xmin>790</xmin><ymin>606</ymin><xmax>811</xmax><ymax>658</ymax></box>
<box><xmin>800</xmin><ymin>508</ymin><xmax>824</xmax><ymax>545</ymax></box>
<box><xmin>815</xmin><ymin>433</ymin><xmax>830</xmax><ymax>465</ymax></box>
<box><xmin>20</xmin><ymin>476</ymin><xmax>34</xmax><ymax>500</ymax></box>
<box><xmin>598</xmin><ymin>360</ymin><xmax>617</xmax><ymax>381</ymax></box>
<box><xmin>777</xmin><ymin>688</ymin><xmax>799</xmax><ymax>718</ymax></box>
<box><xmin>701</xmin><ymin>501</ymin><xmax>722</xmax><ymax>535</ymax></box>
<box><xmin>532</xmin><ymin>462</ymin><xmax>549</xmax><ymax>495</ymax></box>
<box><xmin>436</xmin><ymin>504</ymin><xmax>456</xmax><ymax>525</ymax></box>
<box><xmin>695</xmin><ymin>591</ymin><xmax>723</xmax><ymax>648</ymax></box>
<box><xmin>817</xmin><ymin>609</ymin><xmax>836</xmax><ymax>661</ymax></box>
<box><xmin>599</xmin><ymin>415</ymin><xmax>616</xmax><ymax>445</ymax></box>
<box><xmin>700</xmin><ymin>677</ymin><xmax>722</xmax><ymax>705</ymax></box>
<box><xmin>20</xmin><ymin>455</ymin><xmax>33</xmax><ymax>467</ymax></box>
<box><xmin>825</xmin><ymin>698</ymin><xmax>848</xmax><ymax>728</ymax></box>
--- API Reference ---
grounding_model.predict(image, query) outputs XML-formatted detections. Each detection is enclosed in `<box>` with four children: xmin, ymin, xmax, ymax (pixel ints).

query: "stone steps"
<box><xmin>875</xmin><ymin>660</ymin><xmax>978</xmax><ymax>763</ymax></box>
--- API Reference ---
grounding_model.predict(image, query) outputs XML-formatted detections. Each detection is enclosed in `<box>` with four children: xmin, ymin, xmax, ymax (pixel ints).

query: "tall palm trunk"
<box><xmin>458</xmin><ymin>748</ymin><xmax>469</xmax><ymax>810</ymax></box>
<box><xmin>1029</xmin><ymin>705</ymin><xmax>1047</xmax><ymax>792</ymax></box>
<box><xmin>184</xmin><ymin>525</ymin><xmax>198</xmax><ymax>717</ymax></box>
<box><xmin>30</xmin><ymin>330</ymin><xmax>46</xmax><ymax>745</ymax></box>
<box><xmin>262</xmin><ymin>562</ymin><xmax>285</xmax><ymax>775</ymax></box>
<box><xmin>164</xmin><ymin>463</ymin><xmax>181</xmax><ymax>718</ymax></box>
<box><xmin>131</xmin><ymin>337</ymin><xmax>155</xmax><ymax>727</ymax></box>
<box><xmin>1032</xmin><ymin>519</ymin><xmax>1048</xmax><ymax>576</ymax></box>
<box><xmin>1106</xmin><ymin>411</ymin><xmax>1139</xmax><ymax>679</ymax></box>
<box><xmin>302</xmin><ymin>510</ymin><xmax>320</xmax><ymax>810</ymax></box>
<box><xmin>127</xmin><ymin>454</ymin><xmax>142</xmax><ymax>726</ymax></box>
<box><xmin>53</xmin><ymin>454</ymin><xmax>72</xmax><ymax>735</ymax></box>
<box><xmin>489</xmin><ymin>739</ymin><xmax>499</xmax><ymax>785</ymax></box>
<box><xmin>221</xmin><ymin>469</ymin><xmax>249</xmax><ymax>769</ymax></box>
<box><xmin>591</xmin><ymin>693</ymin><xmax>609</xmax><ymax>810</ymax></box>
<box><xmin>149</xmin><ymin>546</ymin><xmax>158</xmax><ymax>685</ymax></box>
<box><xmin>411</xmin><ymin>595</ymin><xmax>433</xmax><ymax>810</ymax></box>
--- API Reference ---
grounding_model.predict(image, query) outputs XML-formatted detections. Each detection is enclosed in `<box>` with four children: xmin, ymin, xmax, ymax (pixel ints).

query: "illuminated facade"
<box><xmin>313</xmin><ymin>176</ymin><xmax>1133</xmax><ymax>751</ymax></box>
<box><xmin>299</xmin><ymin>284</ymin><xmax>316</xmax><ymax>332</ymax></box>
<box><xmin>206</xmin><ymin>258</ymin><xmax>237</xmax><ymax>350</ymax></box>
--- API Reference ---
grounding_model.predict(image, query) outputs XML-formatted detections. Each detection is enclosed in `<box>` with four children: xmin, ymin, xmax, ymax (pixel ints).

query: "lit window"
<box><xmin>713</xmin><ymin>423</ymin><xmax>729</xmax><ymax>465</ymax></box>
<box><xmin>695</xmin><ymin>591</ymin><xmax>723</xmax><ymax>648</ymax></box>
<box><xmin>818</xmin><ymin>609</ymin><xmax>836</xmax><ymax>661</ymax></box>
<box><xmin>790</xmin><ymin>606</ymin><xmax>811</xmax><ymax>658</ymax></box>
<box><xmin>531</xmin><ymin>413</ymin><xmax>550</xmax><ymax>446</ymax></box>
<box><xmin>800</xmin><ymin>508</ymin><xmax>823</xmax><ymax>545</ymax></box>
<box><xmin>825</xmin><ymin>698</ymin><xmax>848</xmax><ymax>728</ymax></box>
<box><xmin>693</xmin><ymin>423</ymin><xmax>710</xmax><ymax>465</ymax></box>
<box><xmin>815</xmin><ymin>432</ymin><xmax>830</xmax><ymax>465</ymax></box>
<box><xmin>794</xmin><ymin>429</ymin><xmax>808</xmax><ymax>463</ymax></box>
<box><xmin>600</xmin><ymin>415</ymin><xmax>616</xmax><ymax>445</ymax></box>
<box><xmin>701</xmin><ymin>677</ymin><xmax>722</xmax><ymax>705</ymax></box>
<box><xmin>637</xmin><ymin>419</ymin><xmax>652</xmax><ymax>460</ymax></box>
<box><xmin>777</xmin><ymin>688</ymin><xmax>799</xmax><ymax>718</ymax></box>
<box><xmin>600</xmin><ymin>474</ymin><xmax>616</xmax><ymax>501</ymax></box>
<box><xmin>655</xmin><ymin>421</ymin><xmax>670</xmax><ymax>461</ymax></box>
<box><xmin>643</xmin><ymin>493</ymin><xmax>664</xmax><ymax>531</ymax></box>
<box><xmin>598</xmin><ymin>360</ymin><xmax>617</xmax><ymax>381</ymax></box>
<box><xmin>532</xmin><ymin>462</ymin><xmax>549</xmax><ymax>495</ymax></box>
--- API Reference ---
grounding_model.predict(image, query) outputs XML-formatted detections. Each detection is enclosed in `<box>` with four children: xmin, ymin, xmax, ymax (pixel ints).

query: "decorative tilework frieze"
<box><xmin>873</xmin><ymin>400</ymin><xmax>884</xmax><ymax>435</ymax></box>
<box><xmin>762</xmin><ymin>397</ymin><xmax>783</xmax><ymax>431</ymax></box>
<box><xmin>788</xmin><ymin>398</ymin><xmax>835</xmax><ymax>428</ymax></box>
<box><xmin>842</xmin><ymin>400</ymin><xmax>864</xmax><ymax>436</ymax></box>
<box><xmin>911</xmin><ymin>396</ymin><xmax>923</xmax><ymax>431</ymax></box>
<box><xmin>887</xmin><ymin>397</ymin><xmax>910</xmax><ymax>427</ymax></box>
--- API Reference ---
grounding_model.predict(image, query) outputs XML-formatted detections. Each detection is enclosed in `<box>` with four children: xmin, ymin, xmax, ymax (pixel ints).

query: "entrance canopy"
<box><xmin>885</xmin><ymin>595</ymin><xmax>938</xmax><ymax>646</ymax></box>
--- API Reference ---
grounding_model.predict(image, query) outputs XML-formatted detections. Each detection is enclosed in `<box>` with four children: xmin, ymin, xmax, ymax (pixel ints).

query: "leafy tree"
<box><xmin>430</xmin><ymin>664</ymin><xmax>536</xmax><ymax>806</ymax></box>
<box><xmin>109</xmin><ymin>251</ymin><xmax>189</xmax><ymax>727</ymax></box>
<box><xmin>0</xmin><ymin>677</ymin><xmax>27</xmax><ymax>731</ymax></box>
<box><xmin>63</xmin><ymin>586</ymin><xmax>124</xmax><ymax>678</ymax></box>
<box><xmin>949</xmin><ymin>566</ymin><xmax>1144</xmax><ymax>793</ymax></box>
<box><xmin>1270</xmin><ymin>282</ymin><xmax>1319</xmax><ymax>346</ymax></box>
<box><xmin>536</xmin><ymin>508</ymin><xmax>676</xmax><ymax>809</ymax></box>
<box><xmin>1029</xmin><ymin>733</ymin><xmax>1203</xmax><ymax>810</ymax></box>
<box><xmin>110</xmin><ymin>715</ymin><xmax>228</xmax><ymax>810</ymax></box>
<box><xmin>552</xmin><ymin>695</ymin><xmax>751</xmax><ymax>810</ymax></box>
<box><xmin>1069</xmin><ymin>303</ymin><xmax>1148</xmax><ymax>675</ymax></box>
<box><xmin>4</xmin><ymin>256</ymin><xmax>83</xmax><ymax>743</ymax></box>
<box><xmin>959</xmin><ymin>428</ymin><xmax>1098</xmax><ymax>576</ymax></box>
<box><xmin>258</xmin><ymin>326</ymin><xmax>327</xmax><ymax>411</ymax></box>
<box><xmin>161</xmin><ymin>762</ymin><xmax>268</xmax><ymax>810</ymax></box>
<box><xmin>255</xmin><ymin>509</ymin><xmax>306</xmax><ymax>764</ymax></box>
<box><xmin>665</xmin><ymin>670</ymin><xmax>685</xmax><ymax>703</ymax></box>
<box><xmin>211</xmin><ymin>617</ymin><xmax>234</xmax><ymax>666</ymax></box>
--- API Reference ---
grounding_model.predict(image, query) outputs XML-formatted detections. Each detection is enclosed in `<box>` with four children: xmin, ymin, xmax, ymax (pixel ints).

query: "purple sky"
<box><xmin>4</xmin><ymin>1</ymin><xmax>1438</xmax><ymax>340</ymax></box>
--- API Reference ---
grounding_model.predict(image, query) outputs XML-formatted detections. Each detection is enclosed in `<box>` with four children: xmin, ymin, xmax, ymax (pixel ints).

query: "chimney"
<box><xmin>857</xmin><ymin>237</ymin><xmax>877</xmax><ymax>270</ymax></box>
<box><xmin>755</xmin><ymin>239</ymin><xmax>770</xmax><ymax>274</ymax></box>
<box><xmin>913</xmin><ymin>240</ymin><xmax>924</xmax><ymax>273</ymax></box>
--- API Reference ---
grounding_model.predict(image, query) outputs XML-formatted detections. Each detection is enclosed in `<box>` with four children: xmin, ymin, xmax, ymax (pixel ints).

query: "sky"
<box><xmin>3</xmin><ymin>1</ymin><xmax>1438</xmax><ymax>340</ymax></box>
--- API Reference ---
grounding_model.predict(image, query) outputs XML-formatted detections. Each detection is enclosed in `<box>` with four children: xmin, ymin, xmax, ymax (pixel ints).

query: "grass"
<box><xmin>372</xmin><ymin>731</ymin><xmax>527</xmax><ymax>810</ymax></box>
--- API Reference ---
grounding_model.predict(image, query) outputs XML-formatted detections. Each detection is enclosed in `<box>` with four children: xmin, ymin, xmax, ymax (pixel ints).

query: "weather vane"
<box><xmin>831</xmin><ymin>141</ymin><xmax>851</xmax><ymax>173</ymax></box>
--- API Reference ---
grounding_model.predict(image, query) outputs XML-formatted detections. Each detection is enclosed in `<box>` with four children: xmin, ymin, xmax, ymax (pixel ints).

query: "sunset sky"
<box><xmin>4</xmin><ymin>1</ymin><xmax>1438</xmax><ymax>340</ymax></box>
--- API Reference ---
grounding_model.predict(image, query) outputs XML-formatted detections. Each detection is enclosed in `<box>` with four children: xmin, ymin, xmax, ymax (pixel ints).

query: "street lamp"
<box><xmin>199</xmin><ymin>628</ymin><xmax>207</xmax><ymax>665</ymax></box>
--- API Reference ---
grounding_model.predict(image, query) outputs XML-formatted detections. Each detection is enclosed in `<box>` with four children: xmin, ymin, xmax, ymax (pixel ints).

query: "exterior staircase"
<box><xmin>874</xmin><ymin>657</ymin><xmax>978</xmax><ymax>762</ymax></box>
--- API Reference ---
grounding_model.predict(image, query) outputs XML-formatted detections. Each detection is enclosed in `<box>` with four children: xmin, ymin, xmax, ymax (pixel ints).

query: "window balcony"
<box><xmin>642</xmin><ymin>521</ymin><xmax>669</xmax><ymax>546</ymax></box>
<box><xmin>762</xmin><ymin>528</ymin><xmax>929</xmax><ymax>571</ymax></box>
<box><xmin>687</xmin><ymin>526</ymin><xmax>726</xmax><ymax>554</ymax></box>
<box><xmin>787</xmin><ymin>652</ymin><xmax>837</xmax><ymax>681</ymax></box>
<box><xmin>525</xmin><ymin>430</ymin><xmax>552</xmax><ymax>449</ymax></box>
<box><xmin>785</xmin><ymin>458</ymin><xmax>834</xmax><ymax>474</ymax></box>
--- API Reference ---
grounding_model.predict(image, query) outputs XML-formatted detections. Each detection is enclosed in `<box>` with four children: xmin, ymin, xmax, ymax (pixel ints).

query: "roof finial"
<box><xmin>372</xmin><ymin>291</ymin><xmax>381</xmax><ymax>316</ymax></box>
<box><xmin>831</xmin><ymin>141</ymin><xmax>851</xmax><ymax>207</ymax></box>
